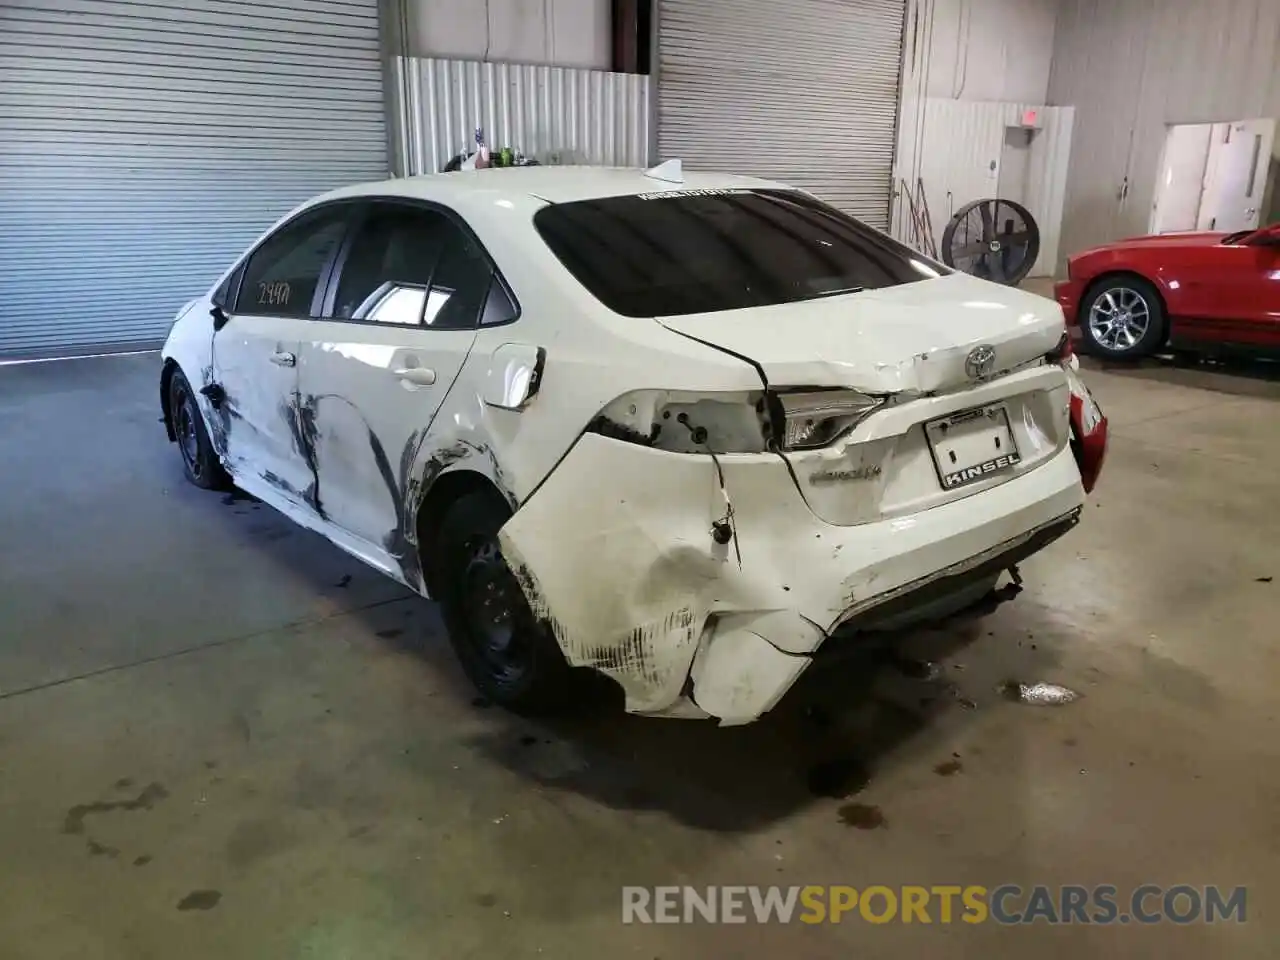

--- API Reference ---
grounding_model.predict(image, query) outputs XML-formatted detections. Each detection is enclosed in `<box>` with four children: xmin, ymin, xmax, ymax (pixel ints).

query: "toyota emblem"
<box><xmin>965</xmin><ymin>344</ymin><xmax>997</xmax><ymax>380</ymax></box>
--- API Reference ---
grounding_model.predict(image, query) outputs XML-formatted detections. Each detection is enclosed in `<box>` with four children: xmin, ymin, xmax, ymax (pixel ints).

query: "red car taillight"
<box><xmin>1063</xmin><ymin>359</ymin><xmax>1107</xmax><ymax>493</ymax></box>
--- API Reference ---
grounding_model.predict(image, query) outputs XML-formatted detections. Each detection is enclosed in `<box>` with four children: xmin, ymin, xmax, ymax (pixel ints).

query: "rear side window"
<box><xmin>426</xmin><ymin>224</ymin><xmax>494</xmax><ymax>330</ymax></box>
<box><xmin>534</xmin><ymin>189</ymin><xmax>946</xmax><ymax>318</ymax></box>
<box><xmin>480</xmin><ymin>276</ymin><xmax>518</xmax><ymax>326</ymax></box>
<box><xmin>333</xmin><ymin>204</ymin><xmax>495</xmax><ymax>330</ymax></box>
<box><xmin>235</xmin><ymin>207</ymin><xmax>348</xmax><ymax>317</ymax></box>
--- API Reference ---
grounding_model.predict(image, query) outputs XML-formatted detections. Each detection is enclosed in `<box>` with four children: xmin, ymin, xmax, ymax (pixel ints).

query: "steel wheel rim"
<box><xmin>1088</xmin><ymin>286</ymin><xmax>1151</xmax><ymax>352</ymax></box>
<box><xmin>461</xmin><ymin>536</ymin><xmax>530</xmax><ymax>685</ymax></box>
<box><xmin>174</xmin><ymin>386</ymin><xmax>202</xmax><ymax>477</ymax></box>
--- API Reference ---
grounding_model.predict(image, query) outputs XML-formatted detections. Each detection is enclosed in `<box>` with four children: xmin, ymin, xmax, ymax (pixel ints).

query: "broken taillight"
<box><xmin>1063</xmin><ymin>358</ymin><xmax>1107</xmax><ymax>493</ymax></box>
<box><xmin>586</xmin><ymin>388</ymin><xmax>888</xmax><ymax>456</ymax></box>
<box><xmin>1045</xmin><ymin>330</ymin><xmax>1074</xmax><ymax>365</ymax></box>
<box><xmin>587</xmin><ymin>389</ymin><xmax>771</xmax><ymax>453</ymax></box>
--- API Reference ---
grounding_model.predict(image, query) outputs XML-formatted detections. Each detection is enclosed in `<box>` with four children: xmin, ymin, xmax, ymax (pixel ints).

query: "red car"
<box><xmin>1054</xmin><ymin>222</ymin><xmax>1280</xmax><ymax>359</ymax></box>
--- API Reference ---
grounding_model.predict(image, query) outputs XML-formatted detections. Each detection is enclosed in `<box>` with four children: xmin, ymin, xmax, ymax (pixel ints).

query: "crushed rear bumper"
<box><xmin>499</xmin><ymin>434</ymin><xmax>1085</xmax><ymax>725</ymax></box>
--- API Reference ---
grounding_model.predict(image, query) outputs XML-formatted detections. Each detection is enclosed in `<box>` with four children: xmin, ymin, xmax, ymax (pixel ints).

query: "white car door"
<box><xmin>296</xmin><ymin>201</ymin><xmax>510</xmax><ymax>570</ymax></box>
<box><xmin>212</xmin><ymin>204</ymin><xmax>351</xmax><ymax>510</ymax></box>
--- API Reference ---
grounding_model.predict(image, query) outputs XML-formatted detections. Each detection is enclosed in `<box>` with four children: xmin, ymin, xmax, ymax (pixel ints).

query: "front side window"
<box><xmin>235</xmin><ymin>207</ymin><xmax>349</xmax><ymax>317</ymax></box>
<box><xmin>534</xmin><ymin>189</ymin><xmax>947</xmax><ymax>318</ymax></box>
<box><xmin>333</xmin><ymin>204</ymin><xmax>496</xmax><ymax>330</ymax></box>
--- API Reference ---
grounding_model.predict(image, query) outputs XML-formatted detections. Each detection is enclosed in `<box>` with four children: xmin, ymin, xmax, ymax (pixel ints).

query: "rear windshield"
<box><xmin>533</xmin><ymin>188</ymin><xmax>946</xmax><ymax>318</ymax></box>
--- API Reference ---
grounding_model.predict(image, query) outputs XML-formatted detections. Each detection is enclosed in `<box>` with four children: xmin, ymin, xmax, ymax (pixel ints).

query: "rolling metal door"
<box><xmin>0</xmin><ymin>0</ymin><xmax>388</xmax><ymax>358</ymax></box>
<box><xmin>657</xmin><ymin>0</ymin><xmax>905</xmax><ymax>228</ymax></box>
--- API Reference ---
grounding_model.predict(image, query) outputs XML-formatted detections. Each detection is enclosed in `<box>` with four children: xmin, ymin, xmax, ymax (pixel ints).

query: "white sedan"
<box><xmin>160</xmin><ymin>163</ymin><xmax>1107</xmax><ymax>725</ymax></box>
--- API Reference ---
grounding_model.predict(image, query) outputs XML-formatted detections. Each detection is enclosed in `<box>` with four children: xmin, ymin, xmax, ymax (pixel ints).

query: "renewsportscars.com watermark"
<box><xmin>622</xmin><ymin>885</ymin><xmax>1247</xmax><ymax>925</ymax></box>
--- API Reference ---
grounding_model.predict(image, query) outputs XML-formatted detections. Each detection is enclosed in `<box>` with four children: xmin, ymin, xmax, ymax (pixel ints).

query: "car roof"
<box><xmin>315</xmin><ymin>165</ymin><xmax>793</xmax><ymax>211</ymax></box>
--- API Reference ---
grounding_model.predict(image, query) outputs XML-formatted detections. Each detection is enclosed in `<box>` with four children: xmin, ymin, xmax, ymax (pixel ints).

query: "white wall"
<box><xmin>920</xmin><ymin>0</ymin><xmax>1058</xmax><ymax>103</ymax></box>
<box><xmin>391</xmin><ymin>57</ymin><xmax>649</xmax><ymax>174</ymax></box>
<box><xmin>1048</xmin><ymin>0</ymin><xmax>1280</xmax><ymax>264</ymax></box>
<box><xmin>904</xmin><ymin>99</ymin><xmax>1073</xmax><ymax>276</ymax></box>
<box><xmin>894</xmin><ymin>0</ymin><xmax>1060</xmax><ymax>249</ymax></box>
<box><xmin>406</xmin><ymin>0</ymin><xmax>610</xmax><ymax>69</ymax></box>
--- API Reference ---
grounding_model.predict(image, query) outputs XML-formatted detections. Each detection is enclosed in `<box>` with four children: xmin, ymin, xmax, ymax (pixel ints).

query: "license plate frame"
<box><xmin>925</xmin><ymin>403</ymin><xmax>1021</xmax><ymax>491</ymax></box>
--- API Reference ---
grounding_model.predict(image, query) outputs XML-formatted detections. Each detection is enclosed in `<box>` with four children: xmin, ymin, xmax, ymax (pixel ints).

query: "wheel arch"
<box><xmin>160</xmin><ymin>357</ymin><xmax>180</xmax><ymax>441</ymax></box>
<box><xmin>414</xmin><ymin>468</ymin><xmax>512</xmax><ymax>597</ymax></box>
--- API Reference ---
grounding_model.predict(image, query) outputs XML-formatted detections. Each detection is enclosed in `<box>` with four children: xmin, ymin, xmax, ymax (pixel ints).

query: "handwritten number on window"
<box><xmin>257</xmin><ymin>281</ymin><xmax>291</xmax><ymax>308</ymax></box>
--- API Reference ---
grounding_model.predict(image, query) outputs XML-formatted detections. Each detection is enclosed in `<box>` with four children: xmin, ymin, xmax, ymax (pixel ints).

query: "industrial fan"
<box><xmin>940</xmin><ymin>199</ymin><xmax>1041</xmax><ymax>286</ymax></box>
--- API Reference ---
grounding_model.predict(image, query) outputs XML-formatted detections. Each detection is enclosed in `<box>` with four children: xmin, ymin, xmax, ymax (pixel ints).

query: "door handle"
<box><xmin>270</xmin><ymin>351</ymin><xmax>296</xmax><ymax>367</ymax></box>
<box><xmin>394</xmin><ymin>366</ymin><xmax>437</xmax><ymax>386</ymax></box>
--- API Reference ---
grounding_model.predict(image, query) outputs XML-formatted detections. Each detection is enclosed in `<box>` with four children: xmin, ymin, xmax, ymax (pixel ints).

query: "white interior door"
<box><xmin>1197</xmin><ymin>119</ymin><xmax>1276</xmax><ymax>232</ymax></box>
<box><xmin>1150</xmin><ymin>123</ymin><xmax>1213</xmax><ymax>234</ymax></box>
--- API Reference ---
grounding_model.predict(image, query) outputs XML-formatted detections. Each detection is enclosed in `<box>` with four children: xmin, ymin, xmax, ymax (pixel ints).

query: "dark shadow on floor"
<box><xmin>206</xmin><ymin>484</ymin><xmax>1063</xmax><ymax>834</ymax></box>
<box><xmin>452</xmin><ymin>591</ymin><xmax>1066</xmax><ymax>834</ymax></box>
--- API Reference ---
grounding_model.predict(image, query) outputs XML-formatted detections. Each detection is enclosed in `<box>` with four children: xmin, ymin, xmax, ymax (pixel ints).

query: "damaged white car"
<box><xmin>160</xmin><ymin>163</ymin><xmax>1108</xmax><ymax>725</ymax></box>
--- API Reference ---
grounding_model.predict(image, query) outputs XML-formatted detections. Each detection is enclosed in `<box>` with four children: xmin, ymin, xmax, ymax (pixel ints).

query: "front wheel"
<box><xmin>434</xmin><ymin>491</ymin><xmax>573</xmax><ymax>712</ymax></box>
<box><xmin>1079</xmin><ymin>276</ymin><xmax>1166</xmax><ymax>359</ymax></box>
<box><xmin>168</xmin><ymin>368</ymin><xmax>230</xmax><ymax>490</ymax></box>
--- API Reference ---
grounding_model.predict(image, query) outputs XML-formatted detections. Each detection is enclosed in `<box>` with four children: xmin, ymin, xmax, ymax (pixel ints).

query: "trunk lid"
<box><xmin>655</xmin><ymin>272</ymin><xmax>1065</xmax><ymax>394</ymax></box>
<box><xmin>658</xmin><ymin>272</ymin><xmax>1077</xmax><ymax>527</ymax></box>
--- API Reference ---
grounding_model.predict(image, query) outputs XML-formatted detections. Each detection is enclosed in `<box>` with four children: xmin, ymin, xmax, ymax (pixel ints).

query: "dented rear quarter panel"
<box><xmin>497</xmin><ymin>429</ymin><xmax>1085</xmax><ymax>717</ymax></box>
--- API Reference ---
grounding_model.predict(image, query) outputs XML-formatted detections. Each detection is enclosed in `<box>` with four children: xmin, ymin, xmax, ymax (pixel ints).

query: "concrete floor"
<box><xmin>1</xmin><ymin>352</ymin><xmax>1278</xmax><ymax>959</ymax></box>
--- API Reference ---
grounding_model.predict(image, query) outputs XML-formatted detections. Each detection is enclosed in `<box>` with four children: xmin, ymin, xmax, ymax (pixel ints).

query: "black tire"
<box><xmin>168</xmin><ymin>368</ymin><xmax>231</xmax><ymax>490</ymax></box>
<box><xmin>434</xmin><ymin>491</ymin><xmax>573</xmax><ymax>713</ymax></box>
<box><xmin>1078</xmin><ymin>275</ymin><xmax>1167</xmax><ymax>359</ymax></box>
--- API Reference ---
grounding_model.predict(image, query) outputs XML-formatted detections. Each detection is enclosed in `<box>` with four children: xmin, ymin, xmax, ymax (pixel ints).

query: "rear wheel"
<box><xmin>1079</xmin><ymin>275</ymin><xmax>1166</xmax><ymax>359</ymax></box>
<box><xmin>434</xmin><ymin>491</ymin><xmax>572</xmax><ymax>712</ymax></box>
<box><xmin>168</xmin><ymin>368</ymin><xmax>230</xmax><ymax>490</ymax></box>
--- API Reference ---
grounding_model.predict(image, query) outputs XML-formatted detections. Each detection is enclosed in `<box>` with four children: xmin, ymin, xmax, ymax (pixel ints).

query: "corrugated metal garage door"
<box><xmin>0</xmin><ymin>0</ymin><xmax>388</xmax><ymax>358</ymax></box>
<box><xmin>657</xmin><ymin>0</ymin><xmax>905</xmax><ymax>228</ymax></box>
